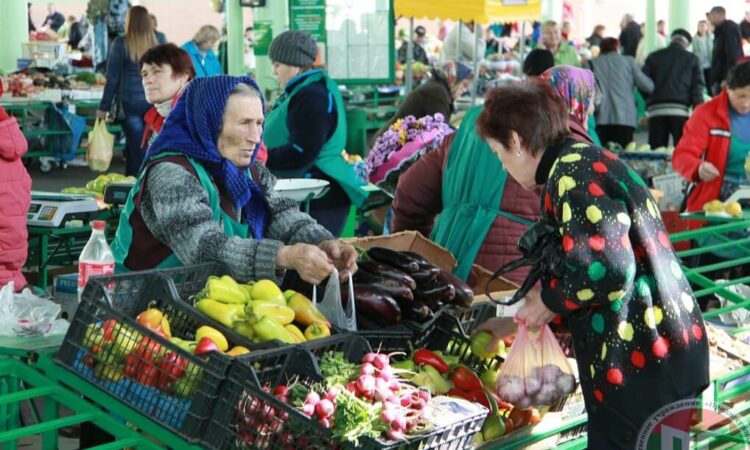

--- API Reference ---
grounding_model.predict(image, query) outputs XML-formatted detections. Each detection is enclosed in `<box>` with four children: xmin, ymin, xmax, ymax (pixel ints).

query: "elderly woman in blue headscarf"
<box><xmin>111</xmin><ymin>75</ymin><xmax>356</xmax><ymax>284</ymax></box>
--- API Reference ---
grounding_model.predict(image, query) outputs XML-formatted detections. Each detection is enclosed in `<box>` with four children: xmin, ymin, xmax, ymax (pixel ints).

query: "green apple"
<box><xmin>470</xmin><ymin>331</ymin><xmax>505</xmax><ymax>359</ymax></box>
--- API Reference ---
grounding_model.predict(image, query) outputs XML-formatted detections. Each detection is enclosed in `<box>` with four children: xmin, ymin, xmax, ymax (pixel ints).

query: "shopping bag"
<box><xmin>86</xmin><ymin>118</ymin><xmax>114</xmax><ymax>172</ymax></box>
<box><xmin>312</xmin><ymin>268</ymin><xmax>357</xmax><ymax>331</ymax></box>
<box><xmin>495</xmin><ymin>322</ymin><xmax>576</xmax><ymax>409</ymax></box>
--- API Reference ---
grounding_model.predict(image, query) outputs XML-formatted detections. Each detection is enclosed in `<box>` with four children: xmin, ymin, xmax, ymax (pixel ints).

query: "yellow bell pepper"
<box><xmin>196</xmin><ymin>299</ymin><xmax>244</xmax><ymax>328</ymax></box>
<box><xmin>199</xmin><ymin>275</ymin><xmax>248</xmax><ymax>304</ymax></box>
<box><xmin>253</xmin><ymin>316</ymin><xmax>296</xmax><ymax>344</ymax></box>
<box><xmin>246</xmin><ymin>301</ymin><xmax>295</xmax><ymax>326</ymax></box>
<box><xmin>304</xmin><ymin>323</ymin><xmax>331</xmax><ymax>340</ymax></box>
<box><xmin>284</xmin><ymin>324</ymin><xmax>306</xmax><ymax>343</ymax></box>
<box><xmin>287</xmin><ymin>293</ymin><xmax>330</xmax><ymax>327</ymax></box>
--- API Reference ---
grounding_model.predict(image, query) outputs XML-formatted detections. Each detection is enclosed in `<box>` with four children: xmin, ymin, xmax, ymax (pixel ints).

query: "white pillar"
<box><xmin>668</xmin><ymin>0</ymin><xmax>691</xmax><ymax>33</ymax></box>
<box><xmin>541</xmin><ymin>0</ymin><xmax>564</xmax><ymax>23</ymax></box>
<box><xmin>0</xmin><ymin>0</ymin><xmax>28</xmax><ymax>74</ymax></box>
<box><xmin>645</xmin><ymin>0</ymin><xmax>657</xmax><ymax>58</ymax></box>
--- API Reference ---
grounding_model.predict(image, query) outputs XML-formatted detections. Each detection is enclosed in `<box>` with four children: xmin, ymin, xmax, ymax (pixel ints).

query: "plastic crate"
<box><xmin>446</xmin><ymin>302</ymin><xmax>498</xmax><ymax>337</ymax></box>
<box><xmin>206</xmin><ymin>334</ymin><xmax>486</xmax><ymax>450</ymax></box>
<box><xmin>82</xmin><ymin>270</ymin><xmax>271</xmax><ymax>352</ymax></box>
<box><xmin>155</xmin><ymin>262</ymin><xmax>229</xmax><ymax>305</ymax></box>
<box><xmin>55</xmin><ymin>282</ymin><xmax>231</xmax><ymax>444</ymax></box>
<box><xmin>355</xmin><ymin>307</ymin><xmax>448</xmax><ymax>354</ymax></box>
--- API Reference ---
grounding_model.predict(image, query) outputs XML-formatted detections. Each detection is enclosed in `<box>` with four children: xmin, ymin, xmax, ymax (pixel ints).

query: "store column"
<box><xmin>226</xmin><ymin>0</ymin><xmax>244</xmax><ymax>76</ymax></box>
<box><xmin>253</xmin><ymin>1</ymin><xmax>289</xmax><ymax>99</ymax></box>
<box><xmin>668</xmin><ymin>0</ymin><xmax>691</xmax><ymax>33</ymax></box>
<box><xmin>0</xmin><ymin>0</ymin><xmax>28</xmax><ymax>74</ymax></box>
<box><xmin>541</xmin><ymin>0</ymin><xmax>563</xmax><ymax>23</ymax></box>
<box><xmin>644</xmin><ymin>0</ymin><xmax>657</xmax><ymax>57</ymax></box>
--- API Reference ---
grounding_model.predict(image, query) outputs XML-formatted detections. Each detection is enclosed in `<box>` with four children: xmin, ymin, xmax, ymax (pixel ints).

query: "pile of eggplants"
<box><xmin>342</xmin><ymin>247</ymin><xmax>474</xmax><ymax>327</ymax></box>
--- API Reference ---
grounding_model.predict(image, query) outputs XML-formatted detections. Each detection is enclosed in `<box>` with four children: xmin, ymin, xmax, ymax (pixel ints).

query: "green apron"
<box><xmin>111</xmin><ymin>153</ymin><xmax>249</xmax><ymax>272</ymax></box>
<box><xmin>430</xmin><ymin>106</ymin><xmax>532</xmax><ymax>280</ymax></box>
<box><xmin>264</xmin><ymin>70</ymin><xmax>368</xmax><ymax>206</ymax></box>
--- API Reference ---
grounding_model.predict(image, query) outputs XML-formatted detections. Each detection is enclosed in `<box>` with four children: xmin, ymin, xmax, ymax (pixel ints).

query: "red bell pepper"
<box><xmin>450</xmin><ymin>365</ymin><xmax>483</xmax><ymax>391</ymax></box>
<box><xmin>412</xmin><ymin>349</ymin><xmax>450</xmax><ymax>374</ymax></box>
<box><xmin>102</xmin><ymin>319</ymin><xmax>117</xmax><ymax>343</ymax></box>
<box><xmin>135</xmin><ymin>361</ymin><xmax>160</xmax><ymax>387</ymax></box>
<box><xmin>157</xmin><ymin>351</ymin><xmax>188</xmax><ymax>389</ymax></box>
<box><xmin>194</xmin><ymin>337</ymin><xmax>220</xmax><ymax>356</ymax></box>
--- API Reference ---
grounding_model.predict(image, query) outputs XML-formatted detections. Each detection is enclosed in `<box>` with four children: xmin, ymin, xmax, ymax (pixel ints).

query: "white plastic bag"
<box><xmin>714</xmin><ymin>281</ymin><xmax>750</xmax><ymax>327</ymax></box>
<box><xmin>313</xmin><ymin>268</ymin><xmax>356</xmax><ymax>331</ymax></box>
<box><xmin>86</xmin><ymin>118</ymin><xmax>114</xmax><ymax>172</ymax></box>
<box><xmin>0</xmin><ymin>282</ymin><xmax>70</xmax><ymax>337</ymax></box>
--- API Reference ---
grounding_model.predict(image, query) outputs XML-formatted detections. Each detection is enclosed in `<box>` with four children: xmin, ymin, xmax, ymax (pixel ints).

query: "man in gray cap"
<box><xmin>397</xmin><ymin>25</ymin><xmax>429</xmax><ymax>65</ymax></box>
<box><xmin>264</xmin><ymin>30</ymin><xmax>368</xmax><ymax>237</ymax></box>
<box><xmin>642</xmin><ymin>29</ymin><xmax>705</xmax><ymax>148</ymax></box>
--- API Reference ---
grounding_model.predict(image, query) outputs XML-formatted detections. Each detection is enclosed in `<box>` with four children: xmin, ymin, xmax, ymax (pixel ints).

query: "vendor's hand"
<box><xmin>318</xmin><ymin>239</ymin><xmax>358</xmax><ymax>278</ymax></box>
<box><xmin>515</xmin><ymin>287</ymin><xmax>556</xmax><ymax>330</ymax></box>
<box><xmin>96</xmin><ymin>110</ymin><xmax>108</xmax><ymax>120</ymax></box>
<box><xmin>698</xmin><ymin>162</ymin><xmax>720</xmax><ymax>182</ymax></box>
<box><xmin>276</xmin><ymin>243</ymin><xmax>334</xmax><ymax>284</ymax></box>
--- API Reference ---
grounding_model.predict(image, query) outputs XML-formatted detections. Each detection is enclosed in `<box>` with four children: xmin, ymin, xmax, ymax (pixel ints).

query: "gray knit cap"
<box><xmin>269</xmin><ymin>31</ymin><xmax>318</xmax><ymax>67</ymax></box>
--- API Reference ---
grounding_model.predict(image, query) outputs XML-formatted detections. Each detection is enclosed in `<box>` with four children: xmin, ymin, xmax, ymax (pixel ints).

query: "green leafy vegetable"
<box><xmin>332</xmin><ymin>390</ymin><xmax>387</xmax><ymax>446</ymax></box>
<box><xmin>320</xmin><ymin>351</ymin><xmax>359</xmax><ymax>388</ymax></box>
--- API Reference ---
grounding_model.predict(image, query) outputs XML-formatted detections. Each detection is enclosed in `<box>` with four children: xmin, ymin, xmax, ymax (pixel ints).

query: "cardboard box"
<box><xmin>467</xmin><ymin>264</ymin><xmax>518</xmax><ymax>295</ymax></box>
<box><xmin>345</xmin><ymin>231</ymin><xmax>457</xmax><ymax>272</ymax></box>
<box><xmin>53</xmin><ymin>273</ymin><xmax>79</xmax><ymax>320</ymax></box>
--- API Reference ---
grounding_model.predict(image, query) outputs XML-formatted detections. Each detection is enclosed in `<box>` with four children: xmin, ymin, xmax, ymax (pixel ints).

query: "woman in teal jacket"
<box><xmin>182</xmin><ymin>25</ymin><xmax>222</xmax><ymax>77</ymax></box>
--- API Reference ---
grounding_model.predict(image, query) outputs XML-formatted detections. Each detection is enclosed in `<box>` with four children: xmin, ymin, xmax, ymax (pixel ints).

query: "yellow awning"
<box><xmin>395</xmin><ymin>0</ymin><xmax>542</xmax><ymax>24</ymax></box>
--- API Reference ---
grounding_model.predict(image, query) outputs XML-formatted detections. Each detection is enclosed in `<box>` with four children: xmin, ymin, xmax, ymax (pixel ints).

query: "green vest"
<box><xmin>430</xmin><ymin>106</ymin><xmax>532</xmax><ymax>280</ymax></box>
<box><xmin>264</xmin><ymin>70</ymin><xmax>369</xmax><ymax>206</ymax></box>
<box><xmin>111</xmin><ymin>153</ymin><xmax>248</xmax><ymax>272</ymax></box>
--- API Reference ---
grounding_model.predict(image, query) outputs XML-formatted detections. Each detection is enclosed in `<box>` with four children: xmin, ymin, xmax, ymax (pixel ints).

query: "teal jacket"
<box><xmin>182</xmin><ymin>40</ymin><xmax>222</xmax><ymax>78</ymax></box>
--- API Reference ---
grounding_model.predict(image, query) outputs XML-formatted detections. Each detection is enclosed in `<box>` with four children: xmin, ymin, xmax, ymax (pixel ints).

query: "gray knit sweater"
<box><xmin>140</xmin><ymin>160</ymin><xmax>333</xmax><ymax>282</ymax></box>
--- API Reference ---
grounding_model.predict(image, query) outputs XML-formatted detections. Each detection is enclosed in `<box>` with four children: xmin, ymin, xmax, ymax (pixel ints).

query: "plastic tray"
<box><xmin>55</xmin><ymin>281</ymin><xmax>231</xmax><ymax>445</ymax></box>
<box><xmin>206</xmin><ymin>334</ymin><xmax>486</xmax><ymax>449</ymax></box>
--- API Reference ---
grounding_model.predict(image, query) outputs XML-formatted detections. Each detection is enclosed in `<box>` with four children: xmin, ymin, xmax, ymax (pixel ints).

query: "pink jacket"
<box><xmin>0</xmin><ymin>106</ymin><xmax>31</xmax><ymax>291</ymax></box>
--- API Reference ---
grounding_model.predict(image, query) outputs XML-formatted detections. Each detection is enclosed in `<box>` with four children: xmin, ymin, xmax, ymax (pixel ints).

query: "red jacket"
<box><xmin>672</xmin><ymin>90</ymin><xmax>732</xmax><ymax>212</ymax></box>
<box><xmin>391</xmin><ymin>133</ymin><xmax>540</xmax><ymax>285</ymax></box>
<box><xmin>0</xmin><ymin>106</ymin><xmax>31</xmax><ymax>291</ymax></box>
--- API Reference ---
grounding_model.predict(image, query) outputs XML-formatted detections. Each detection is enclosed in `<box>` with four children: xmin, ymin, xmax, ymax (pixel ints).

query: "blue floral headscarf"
<box><xmin>146</xmin><ymin>75</ymin><xmax>267</xmax><ymax>239</ymax></box>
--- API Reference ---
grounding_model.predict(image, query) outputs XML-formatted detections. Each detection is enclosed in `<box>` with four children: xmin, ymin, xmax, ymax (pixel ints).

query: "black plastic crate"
<box><xmin>156</xmin><ymin>262</ymin><xmax>229</xmax><ymax>305</ymax></box>
<box><xmin>206</xmin><ymin>334</ymin><xmax>486</xmax><ymax>450</ymax></box>
<box><xmin>446</xmin><ymin>302</ymin><xmax>497</xmax><ymax>337</ymax></box>
<box><xmin>55</xmin><ymin>283</ymin><xmax>231</xmax><ymax>444</ymax></box>
<box><xmin>84</xmin><ymin>270</ymin><xmax>271</xmax><ymax>352</ymax></box>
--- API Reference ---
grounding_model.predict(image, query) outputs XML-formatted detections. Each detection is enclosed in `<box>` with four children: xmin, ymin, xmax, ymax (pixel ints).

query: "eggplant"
<box><xmin>346</xmin><ymin>284</ymin><xmax>402</xmax><ymax>326</ymax></box>
<box><xmin>400</xmin><ymin>251</ymin><xmax>431</xmax><ymax>267</ymax></box>
<box><xmin>357</xmin><ymin>260</ymin><xmax>417</xmax><ymax>289</ymax></box>
<box><xmin>353</xmin><ymin>268</ymin><xmax>411</xmax><ymax>289</ymax></box>
<box><xmin>414</xmin><ymin>283</ymin><xmax>456</xmax><ymax>305</ymax></box>
<box><xmin>368</xmin><ymin>282</ymin><xmax>414</xmax><ymax>303</ymax></box>
<box><xmin>402</xmin><ymin>301</ymin><xmax>434</xmax><ymax>322</ymax></box>
<box><xmin>366</xmin><ymin>247</ymin><xmax>420</xmax><ymax>273</ymax></box>
<box><xmin>435</xmin><ymin>270</ymin><xmax>474</xmax><ymax>307</ymax></box>
<box><xmin>411</xmin><ymin>266</ymin><xmax>441</xmax><ymax>285</ymax></box>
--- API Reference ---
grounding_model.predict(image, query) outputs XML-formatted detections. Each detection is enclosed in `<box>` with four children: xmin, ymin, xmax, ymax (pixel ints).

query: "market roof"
<box><xmin>395</xmin><ymin>0</ymin><xmax>542</xmax><ymax>23</ymax></box>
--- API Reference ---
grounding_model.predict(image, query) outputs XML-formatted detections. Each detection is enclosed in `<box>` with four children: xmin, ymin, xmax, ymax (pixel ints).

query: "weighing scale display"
<box><xmin>28</xmin><ymin>203</ymin><xmax>40</xmax><ymax>213</ymax></box>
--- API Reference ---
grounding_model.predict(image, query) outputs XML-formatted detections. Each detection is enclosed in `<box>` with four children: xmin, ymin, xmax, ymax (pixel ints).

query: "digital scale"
<box><xmin>725</xmin><ymin>186</ymin><xmax>750</xmax><ymax>205</ymax></box>
<box><xmin>28</xmin><ymin>191</ymin><xmax>99</xmax><ymax>228</ymax></box>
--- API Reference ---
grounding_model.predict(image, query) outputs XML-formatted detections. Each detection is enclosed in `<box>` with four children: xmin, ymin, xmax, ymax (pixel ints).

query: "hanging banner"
<box><xmin>253</xmin><ymin>20</ymin><xmax>273</xmax><ymax>56</ymax></box>
<box><xmin>289</xmin><ymin>0</ymin><xmax>327</xmax><ymax>44</ymax></box>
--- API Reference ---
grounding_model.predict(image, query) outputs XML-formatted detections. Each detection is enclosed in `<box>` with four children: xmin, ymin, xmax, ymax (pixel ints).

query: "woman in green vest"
<box><xmin>264</xmin><ymin>31</ymin><xmax>368</xmax><ymax>237</ymax></box>
<box><xmin>111</xmin><ymin>75</ymin><xmax>357</xmax><ymax>284</ymax></box>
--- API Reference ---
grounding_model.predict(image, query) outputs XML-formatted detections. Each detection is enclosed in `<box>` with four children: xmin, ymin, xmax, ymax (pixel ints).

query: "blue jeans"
<box><xmin>120</xmin><ymin>101</ymin><xmax>151</xmax><ymax>176</ymax></box>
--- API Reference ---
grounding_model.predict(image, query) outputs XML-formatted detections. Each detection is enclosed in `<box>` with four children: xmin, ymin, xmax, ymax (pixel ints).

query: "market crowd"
<box><xmin>3</xmin><ymin>2</ymin><xmax>750</xmax><ymax>449</ymax></box>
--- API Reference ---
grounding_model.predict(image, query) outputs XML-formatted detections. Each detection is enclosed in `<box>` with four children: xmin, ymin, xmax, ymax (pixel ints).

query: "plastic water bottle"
<box><xmin>78</xmin><ymin>220</ymin><xmax>115</xmax><ymax>302</ymax></box>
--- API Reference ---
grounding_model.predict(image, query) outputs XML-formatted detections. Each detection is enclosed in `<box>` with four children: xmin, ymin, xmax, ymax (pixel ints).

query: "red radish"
<box><xmin>302</xmin><ymin>403</ymin><xmax>315</xmax><ymax>416</ymax></box>
<box><xmin>418</xmin><ymin>390</ymin><xmax>430</xmax><ymax>402</ymax></box>
<box><xmin>381</xmin><ymin>408</ymin><xmax>397</xmax><ymax>423</ymax></box>
<box><xmin>273</xmin><ymin>385</ymin><xmax>289</xmax><ymax>398</ymax></box>
<box><xmin>363</xmin><ymin>353</ymin><xmax>377</xmax><ymax>364</ymax></box>
<box><xmin>361</xmin><ymin>363</ymin><xmax>375</xmax><ymax>375</ymax></box>
<box><xmin>315</xmin><ymin>399</ymin><xmax>334</xmax><ymax>418</ymax></box>
<box><xmin>357</xmin><ymin>375</ymin><xmax>376</xmax><ymax>394</ymax></box>
<box><xmin>318</xmin><ymin>417</ymin><xmax>330</xmax><ymax>428</ymax></box>
<box><xmin>377</xmin><ymin>368</ymin><xmax>394</xmax><ymax>381</ymax></box>
<box><xmin>346</xmin><ymin>381</ymin><xmax>358</xmax><ymax>393</ymax></box>
<box><xmin>305</xmin><ymin>392</ymin><xmax>320</xmax><ymax>404</ymax></box>
<box><xmin>373</xmin><ymin>354</ymin><xmax>390</xmax><ymax>370</ymax></box>
<box><xmin>388</xmin><ymin>380</ymin><xmax>400</xmax><ymax>391</ymax></box>
<box><xmin>393</xmin><ymin>412</ymin><xmax>407</xmax><ymax>431</ymax></box>
<box><xmin>400</xmin><ymin>396</ymin><xmax>412</xmax><ymax>407</ymax></box>
<box><xmin>387</xmin><ymin>429</ymin><xmax>405</xmax><ymax>441</ymax></box>
<box><xmin>325</xmin><ymin>387</ymin><xmax>341</xmax><ymax>401</ymax></box>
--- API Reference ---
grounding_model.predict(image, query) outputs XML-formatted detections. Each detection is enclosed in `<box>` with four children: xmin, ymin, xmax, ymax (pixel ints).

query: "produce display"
<box><xmin>80</xmin><ymin>307</ymin><xmax>252</xmax><ymax>397</ymax></box>
<box><xmin>231</xmin><ymin>349</ymin><xmax>485</xmax><ymax>449</ymax></box>
<box><xmin>703</xmin><ymin>199</ymin><xmax>743</xmax><ymax>218</ymax></box>
<box><xmin>61</xmin><ymin>172</ymin><xmax>135</xmax><ymax>196</ymax></box>
<box><xmin>5</xmin><ymin>71</ymin><xmax>105</xmax><ymax>97</ymax></box>
<box><xmin>348</xmin><ymin>247</ymin><xmax>474</xmax><ymax>327</ymax></box>
<box><xmin>193</xmin><ymin>275</ymin><xmax>331</xmax><ymax>345</ymax></box>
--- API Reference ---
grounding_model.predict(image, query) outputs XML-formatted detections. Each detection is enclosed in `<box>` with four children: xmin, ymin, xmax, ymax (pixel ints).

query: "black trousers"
<box><xmin>596</xmin><ymin>125</ymin><xmax>635</xmax><ymax>148</ymax></box>
<box><xmin>648</xmin><ymin>115</ymin><xmax>688</xmax><ymax>148</ymax></box>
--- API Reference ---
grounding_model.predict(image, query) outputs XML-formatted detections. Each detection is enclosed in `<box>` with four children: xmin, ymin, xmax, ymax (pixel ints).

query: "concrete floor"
<box><xmin>28</xmin><ymin>155</ymin><xmax>127</xmax><ymax>193</ymax></box>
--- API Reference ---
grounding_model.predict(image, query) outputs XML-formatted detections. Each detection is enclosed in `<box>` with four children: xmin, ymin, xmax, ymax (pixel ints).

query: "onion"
<box><xmin>555</xmin><ymin>373</ymin><xmax>576</xmax><ymax>396</ymax></box>
<box><xmin>516</xmin><ymin>396</ymin><xmax>532</xmax><ymax>409</ymax></box>
<box><xmin>534</xmin><ymin>364</ymin><xmax>562</xmax><ymax>383</ymax></box>
<box><xmin>534</xmin><ymin>384</ymin><xmax>559</xmax><ymax>406</ymax></box>
<box><xmin>524</xmin><ymin>377</ymin><xmax>542</xmax><ymax>396</ymax></box>
<box><xmin>497</xmin><ymin>376</ymin><xmax>525</xmax><ymax>403</ymax></box>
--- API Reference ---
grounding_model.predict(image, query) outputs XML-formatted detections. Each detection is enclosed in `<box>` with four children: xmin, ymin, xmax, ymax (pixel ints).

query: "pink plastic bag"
<box><xmin>495</xmin><ymin>323</ymin><xmax>576</xmax><ymax>409</ymax></box>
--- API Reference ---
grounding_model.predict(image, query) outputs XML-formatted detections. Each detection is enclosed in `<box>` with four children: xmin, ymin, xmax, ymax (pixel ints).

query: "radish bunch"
<box><xmin>301</xmin><ymin>391</ymin><xmax>337</xmax><ymax>428</ymax></box>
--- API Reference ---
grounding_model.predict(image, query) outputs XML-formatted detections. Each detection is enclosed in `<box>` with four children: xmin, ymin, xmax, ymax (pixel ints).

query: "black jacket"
<box><xmin>711</xmin><ymin>20</ymin><xmax>743</xmax><ymax>87</ymax></box>
<box><xmin>740</xmin><ymin>19</ymin><xmax>750</xmax><ymax>40</ymax></box>
<box><xmin>642</xmin><ymin>43</ymin><xmax>704</xmax><ymax>108</ymax></box>
<box><xmin>619</xmin><ymin>21</ymin><xmax>641</xmax><ymax>57</ymax></box>
<box><xmin>397</xmin><ymin>42</ymin><xmax>429</xmax><ymax>65</ymax></box>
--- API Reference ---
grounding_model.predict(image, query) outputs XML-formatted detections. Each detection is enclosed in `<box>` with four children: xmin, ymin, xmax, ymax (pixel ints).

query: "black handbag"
<box><xmin>108</xmin><ymin>94</ymin><xmax>125</xmax><ymax>124</ymax></box>
<box><xmin>486</xmin><ymin>220</ymin><xmax>566</xmax><ymax>306</ymax></box>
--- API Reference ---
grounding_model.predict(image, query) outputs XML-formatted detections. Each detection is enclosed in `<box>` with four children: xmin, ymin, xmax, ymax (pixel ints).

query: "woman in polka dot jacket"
<box><xmin>475</xmin><ymin>81</ymin><xmax>709</xmax><ymax>449</ymax></box>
